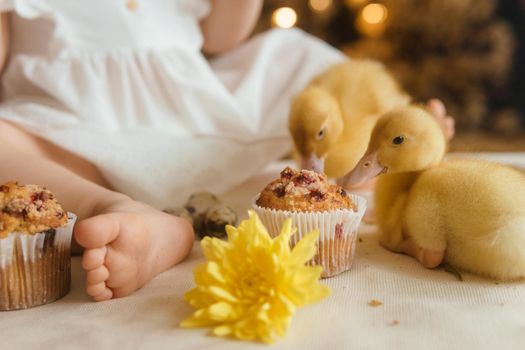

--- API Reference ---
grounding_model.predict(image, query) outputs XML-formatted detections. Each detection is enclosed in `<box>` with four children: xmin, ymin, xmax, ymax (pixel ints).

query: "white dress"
<box><xmin>0</xmin><ymin>0</ymin><xmax>344</xmax><ymax>208</ymax></box>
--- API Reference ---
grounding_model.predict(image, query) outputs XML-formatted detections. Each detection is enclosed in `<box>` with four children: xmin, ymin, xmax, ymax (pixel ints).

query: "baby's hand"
<box><xmin>426</xmin><ymin>99</ymin><xmax>455</xmax><ymax>142</ymax></box>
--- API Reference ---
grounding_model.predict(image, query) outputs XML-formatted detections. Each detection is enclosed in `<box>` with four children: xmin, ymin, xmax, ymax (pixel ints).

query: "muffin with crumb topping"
<box><xmin>0</xmin><ymin>181</ymin><xmax>76</xmax><ymax>310</ymax></box>
<box><xmin>254</xmin><ymin>167</ymin><xmax>366</xmax><ymax>278</ymax></box>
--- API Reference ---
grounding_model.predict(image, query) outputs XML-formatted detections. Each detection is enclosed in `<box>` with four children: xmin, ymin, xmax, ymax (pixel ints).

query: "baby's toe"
<box><xmin>74</xmin><ymin>214</ymin><xmax>121</xmax><ymax>249</ymax></box>
<box><xmin>92</xmin><ymin>288</ymin><xmax>113</xmax><ymax>302</ymax></box>
<box><xmin>86</xmin><ymin>282</ymin><xmax>107</xmax><ymax>297</ymax></box>
<box><xmin>105</xmin><ymin>266</ymin><xmax>139</xmax><ymax>291</ymax></box>
<box><xmin>87</xmin><ymin>265</ymin><xmax>110</xmax><ymax>284</ymax></box>
<box><xmin>102</xmin><ymin>247</ymin><xmax>140</xmax><ymax>291</ymax></box>
<box><xmin>82</xmin><ymin>246</ymin><xmax>107</xmax><ymax>271</ymax></box>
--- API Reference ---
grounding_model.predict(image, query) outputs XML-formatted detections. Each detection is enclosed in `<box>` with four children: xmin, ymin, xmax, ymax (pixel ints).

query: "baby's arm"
<box><xmin>200</xmin><ymin>0</ymin><xmax>263</xmax><ymax>55</ymax></box>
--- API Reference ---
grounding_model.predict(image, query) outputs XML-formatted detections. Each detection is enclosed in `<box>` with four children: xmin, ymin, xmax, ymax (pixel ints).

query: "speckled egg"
<box><xmin>184</xmin><ymin>192</ymin><xmax>222</xmax><ymax>234</ymax></box>
<box><xmin>202</xmin><ymin>204</ymin><xmax>237</xmax><ymax>239</ymax></box>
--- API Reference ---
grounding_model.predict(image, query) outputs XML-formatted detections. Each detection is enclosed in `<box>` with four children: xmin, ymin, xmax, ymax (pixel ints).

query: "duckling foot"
<box><xmin>426</xmin><ymin>99</ymin><xmax>455</xmax><ymax>142</ymax></box>
<box><xmin>400</xmin><ymin>238</ymin><xmax>444</xmax><ymax>269</ymax></box>
<box><xmin>418</xmin><ymin>249</ymin><xmax>444</xmax><ymax>269</ymax></box>
<box><xmin>363</xmin><ymin>207</ymin><xmax>377</xmax><ymax>224</ymax></box>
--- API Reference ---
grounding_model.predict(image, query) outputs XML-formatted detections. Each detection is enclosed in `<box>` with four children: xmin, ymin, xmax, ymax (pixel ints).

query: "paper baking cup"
<box><xmin>253</xmin><ymin>195</ymin><xmax>366</xmax><ymax>278</ymax></box>
<box><xmin>0</xmin><ymin>213</ymin><xmax>76</xmax><ymax>311</ymax></box>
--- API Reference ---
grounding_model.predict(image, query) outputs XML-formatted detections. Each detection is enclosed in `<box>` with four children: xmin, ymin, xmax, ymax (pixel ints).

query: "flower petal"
<box><xmin>289</xmin><ymin>230</ymin><xmax>320</xmax><ymax>266</ymax></box>
<box><xmin>184</xmin><ymin>287</ymin><xmax>215</xmax><ymax>308</ymax></box>
<box><xmin>207</xmin><ymin>285</ymin><xmax>238</xmax><ymax>303</ymax></box>
<box><xmin>180</xmin><ymin>314</ymin><xmax>218</xmax><ymax>328</ymax></box>
<box><xmin>272</xmin><ymin>218</ymin><xmax>295</xmax><ymax>258</ymax></box>
<box><xmin>265</xmin><ymin>294</ymin><xmax>295</xmax><ymax>337</ymax></box>
<box><xmin>213</xmin><ymin>325</ymin><xmax>233</xmax><ymax>336</ymax></box>
<box><xmin>239</xmin><ymin>211</ymin><xmax>272</xmax><ymax>248</ymax></box>
<box><xmin>201</xmin><ymin>237</ymin><xmax>230</xmax><ymax>262</ymax></box>
<box><xmin>206</xmin><ymin>261</ymin><xmax>227</xmax><ymax>282</ymax></box>
<box><xmin>303</xmin><ymin>284</ymin><xmax>332</xmax><ymax>304</ymax></box>
<box><xmin>291</xmin><ymin>266</ymin><xmax>324</xmax><ymax>286</ymax></box>
<box><xmin>225</xmin><ymin>224</ymin><xmax>238</xmax><ymax>241</ymax></box>
<box><xmin>193</xmin><ymin>262</ymin><xmax>227</xmax><ymax>287</ymax></box>
<box><xmin>207</xmin><ymin>301</ymin><xmax>236</xmax><ymax>321</ymax></box>
<box><xmin>232</xmin><ymin>319</ymin><xmax>258</xmax><ymax>341</ymax></box>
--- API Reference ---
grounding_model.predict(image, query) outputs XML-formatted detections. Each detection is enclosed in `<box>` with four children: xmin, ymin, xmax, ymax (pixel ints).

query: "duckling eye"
<box><xmin>392</xmin><ymin>135</ymin><xmax>405</xmax><ymax>145</ymax></box>
<box><xmin>316</xmin><ymin>127</ymin><xmax>326</xmax><ymax>141</ymax></box>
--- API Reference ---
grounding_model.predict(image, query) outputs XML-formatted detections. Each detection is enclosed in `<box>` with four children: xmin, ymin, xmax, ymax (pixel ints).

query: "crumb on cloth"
<box><xmin>368</xmin><ymin>299</ymin><xmax>382</xmax><ymax>307</ymax></box>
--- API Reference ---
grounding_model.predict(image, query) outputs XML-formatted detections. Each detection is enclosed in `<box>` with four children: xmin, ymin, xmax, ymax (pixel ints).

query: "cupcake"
<box><xmin>253</xmin><ymin>167</ymin><xmax>366</xmax><ymax>278</ymax></box>
<box><xmin>0</xmin><ymin>181</ymin><xmax>76</xmax><ymax>310</ymax></box>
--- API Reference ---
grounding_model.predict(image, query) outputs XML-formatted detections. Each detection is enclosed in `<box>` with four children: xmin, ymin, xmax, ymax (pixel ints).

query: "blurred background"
<box><xmin>255</xmin><ymin>0</ymin><xmax>525</xmax><ymax>151</ymax></box>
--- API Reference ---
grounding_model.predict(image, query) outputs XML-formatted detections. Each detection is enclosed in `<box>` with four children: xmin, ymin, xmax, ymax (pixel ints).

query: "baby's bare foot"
<box><xmin>74</xmin><ymin>198</ymin><xmax>194</xmax><ymax>301</ymax></box>
<box><xmin>426</xmin><ymin>99</ymin><xmax>455</xmax><ymax>141</ymax></box>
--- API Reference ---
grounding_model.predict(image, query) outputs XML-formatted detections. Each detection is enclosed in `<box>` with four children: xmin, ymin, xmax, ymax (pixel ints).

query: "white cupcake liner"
<box><xmin>0</xmin><ymin>213</ymin><xmax>76</xmax><ymax>311</ymax></box>
<box><xmin>253</xmin><ymin>195</ymin><xmax>366</xmax><ymax>278</ymax></box>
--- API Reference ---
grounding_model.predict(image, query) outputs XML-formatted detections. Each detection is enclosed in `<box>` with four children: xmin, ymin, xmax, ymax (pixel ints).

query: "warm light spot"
<box><xmin>309</xmin><ymin>0</ymin><xmax>332</xmax><ymax>12</ymax></box>
<box><xmin>355</xmin><ymin>2</ymin><xmax>387</xmax><ymax>37</ymax></box>
<box><xmin>361</xmin><ymin>3</ymin><xmax>388</xmax><ymax>24</ymax></box>
<box><xmin>272</xmin><ymin>7</ymin><xmax>298</xmax><ymax>29</ymax></box>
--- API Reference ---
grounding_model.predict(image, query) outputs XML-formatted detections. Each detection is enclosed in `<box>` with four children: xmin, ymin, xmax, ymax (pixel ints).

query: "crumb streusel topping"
<box><xmin>256</xmin><ymin>167</ymin><xmax>356</xmax><ymax>212</ymax></box>
<box><xmin>0</xmin><ymin>181</ymin><xmax>68</xmax><ymax>237</ymax></box>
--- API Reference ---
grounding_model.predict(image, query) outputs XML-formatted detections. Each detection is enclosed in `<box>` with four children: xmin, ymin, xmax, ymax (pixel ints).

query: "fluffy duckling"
<box><xmin>288</xmin><ymin>59</ymin><xmax>410</xmax><ymax>178</ymax></box>
<box><xmin>344</xmin><ymin>105</ymin><xmax>525</xmax><ymax>281</ymax></box>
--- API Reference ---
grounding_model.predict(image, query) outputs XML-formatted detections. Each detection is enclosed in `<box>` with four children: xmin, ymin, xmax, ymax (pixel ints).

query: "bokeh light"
<box><xmin>272</xmin><ymin>7</ymin><xmax>298</xmax><ymax>29</ymax></box>
<box><xmin>361</xmin><ymin>3</ymin><xmax>388</xmax><ymax>24</ymax></box>
<box><xmin>309</xmin><ymin>0</ymin><xmax>333</xmax><ymax>12</ymax></box>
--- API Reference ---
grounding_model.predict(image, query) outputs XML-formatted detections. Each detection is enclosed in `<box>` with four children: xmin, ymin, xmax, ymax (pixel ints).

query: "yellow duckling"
<box><xmin>344</xmin><ymin>105</ymin><xmax>525</xmax><ymax>281</ymax></box>
<box><xmin>288</xmin><ymin>59</ymin><xmax>410</xmax><ymax>178</ymax></box>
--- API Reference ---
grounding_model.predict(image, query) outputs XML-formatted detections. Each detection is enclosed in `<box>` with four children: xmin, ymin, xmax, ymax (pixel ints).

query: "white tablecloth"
<box><xmin>2</xmin><ymin>154</ymin><xmax>525</xmax><ymax>350</ymax></box>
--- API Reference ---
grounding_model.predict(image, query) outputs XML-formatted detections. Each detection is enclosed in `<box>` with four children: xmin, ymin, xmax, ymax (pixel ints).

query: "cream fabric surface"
<box><xmin>2</xmin><ymin>155</ymin><xmax>525</xmax><ymax>349</ymax></box>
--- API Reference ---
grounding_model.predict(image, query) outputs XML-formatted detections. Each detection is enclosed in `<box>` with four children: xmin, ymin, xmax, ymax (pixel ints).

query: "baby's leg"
<box><xmin>0</xmin><ymin>120</ymin><xmax>194</xmax><ymax>300</ymax></box>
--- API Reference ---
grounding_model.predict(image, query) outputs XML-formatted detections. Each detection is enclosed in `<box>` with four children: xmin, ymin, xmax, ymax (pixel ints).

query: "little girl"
<box><xmin>0</xmin><ymin>0</ymin><xmax>347</xmax><ymax>301</ymax></box>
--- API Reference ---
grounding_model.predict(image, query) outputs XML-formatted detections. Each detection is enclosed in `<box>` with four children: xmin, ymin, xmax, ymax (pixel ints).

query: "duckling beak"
<box><xmin>301</xmin><ymin>153</ymin><xmax>325</xmax><ymax>173</ymax></box>
<box><xmin>342</xmin><ymin>152</ymin><xmax>386</xmax><ymax>188</ymax></box>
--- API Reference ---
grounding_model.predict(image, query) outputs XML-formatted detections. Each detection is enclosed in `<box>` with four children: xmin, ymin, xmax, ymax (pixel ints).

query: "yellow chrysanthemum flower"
<box><xmin>180</xmin><ymin>210</ymin><xmax>331</xmax><ymax>344</ymax></box>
